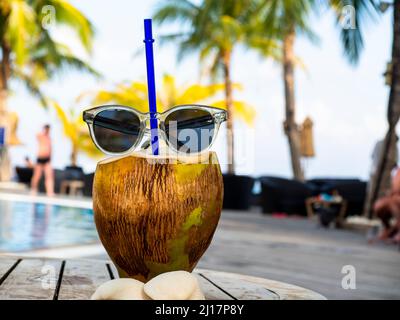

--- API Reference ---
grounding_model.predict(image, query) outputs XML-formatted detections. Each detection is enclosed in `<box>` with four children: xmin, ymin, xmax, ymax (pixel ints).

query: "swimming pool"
<box><xmin>0</xmin><ymin>195</ymin><xmax>99</xmax><ymax>252</ymax></box>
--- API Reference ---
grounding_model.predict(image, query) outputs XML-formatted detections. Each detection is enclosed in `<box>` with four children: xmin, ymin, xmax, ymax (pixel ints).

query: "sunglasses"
<box><xmin>82</xmin><ymin>104</ymin><xmax>227</xmax><ymax>156</ymax></box>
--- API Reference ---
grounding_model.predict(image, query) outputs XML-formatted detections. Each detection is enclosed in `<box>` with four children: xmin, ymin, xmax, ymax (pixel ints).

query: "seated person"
<box><xmin>373</xmin><ymin>167</ymin><xmax>400</xmax><ymax>243</ymax></box>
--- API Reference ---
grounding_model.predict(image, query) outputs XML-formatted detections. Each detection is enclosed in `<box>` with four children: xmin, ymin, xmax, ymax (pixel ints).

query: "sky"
<box><xmin>8</xmin><ymin>0</ymin><xmax>394</xmax><ymax>180</ymax></box>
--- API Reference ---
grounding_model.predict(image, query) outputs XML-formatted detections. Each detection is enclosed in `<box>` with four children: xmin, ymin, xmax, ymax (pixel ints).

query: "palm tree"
<box><xmin>253</xmin><ymin>0</ymin><xmax>318</xmax><ymax>181</ymax></box>
<box><xmin>320</xmin><ymin>0</ymin><xmax>382</xmax><ymax>217</ymax></box>
<box><xmin>53</xmin><ymin>101</ymin><xmax>102</xmax><ymax>166</ymax></box>
<box><xmin>88</xmin><ymin>74</ymin><xmax>255</xmax><ymax>125</ymax></box>
<box><xmin>253</xmin><ymin>0</ymin><xmax>380</xmax><ymax>181</ymax></box>
<box><xmin>0</xmin><ymin>0</ymin><xmax>97</xmax><ymax>180</ymax></box>
<box><xmin>334</xmin><ymin>0</ymin><xmax>400</xmax><ymax>217</ymax></box>
<box><xmin>328</xmin><ymin>0</ymin><xmax>380</xmax><ymax>64</ymax></box>
<box><xmin>153</xmin><ymin>0</ymin><xmax>259</xmax><ymax>174</ymax></box>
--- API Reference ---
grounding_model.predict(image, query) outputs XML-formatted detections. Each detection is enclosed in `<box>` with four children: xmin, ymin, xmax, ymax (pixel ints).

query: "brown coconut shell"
<box><xmin>93</xmin><ymin>152</ymin><xmax>223</xmax><ymax>282</ymax></box>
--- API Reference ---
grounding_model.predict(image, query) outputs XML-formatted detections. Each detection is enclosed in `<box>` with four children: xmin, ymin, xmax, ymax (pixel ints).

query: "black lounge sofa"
<box><xmin>306</xmin><ymin>178</ymin><xmax>362</xmax><ymax>195</ymax></box>
<box><xmin>37</xmin><ymin>169</ymin><xmax>65</xmax><ymax>194</ymax></box>
<box><xmin>222</xmin><ymin>174</ymin><xmax>255</xmax><ymax>210</ymax></box>
<box><xmin>309</xmin><ymin>179</ymin><xmax>367</xmax><ymax>216</ymax></box>
<box><xmin>259</xmin><ymin>176</ymin><xmax>313</xmax><ymax>216</ymax></box>
<box><xmin>15</xmin><ymin>166</ymin><xmax>95</xmax><ymax>196</ymax></box>
<box><xmin>16</xmin><ymin>167</ymin><xmax>68</xmax><ymax>194</ymax></box>
<box><xmin>83</xmin><ymin>173</ymin><xmax>94</xmax><ymax>197</ymax></box>
<box><xmin>258</xmin><ymin>176</ymin><xmax>367</xmax><ymax>217</ymax></box>
<box><xmin>15</xmin><ymin>167</ymin><xmax>33</xmax><ymax>185</ymax></box>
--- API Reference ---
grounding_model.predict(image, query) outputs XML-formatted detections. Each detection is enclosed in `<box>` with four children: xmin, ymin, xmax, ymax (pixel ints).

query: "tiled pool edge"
<box><xmin>0</xmin><ymin>192</ymin><xmax>92</xmax><ymax>210</ymax></box>
<box><xmin>0</xmin><ymin>243</ymin><xmax>107</xmax><ymax>259</ymax></box>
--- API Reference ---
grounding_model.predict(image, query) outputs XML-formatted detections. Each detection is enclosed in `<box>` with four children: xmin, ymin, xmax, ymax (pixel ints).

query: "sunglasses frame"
<box><xmin>83</xmin><ymin>104</ymin><xmax>227</xmax><ymax>156</ymax></box>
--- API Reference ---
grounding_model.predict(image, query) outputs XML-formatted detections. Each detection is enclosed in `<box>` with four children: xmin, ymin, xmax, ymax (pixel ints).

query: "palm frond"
<box><xmin>158</xmin><ymin>32</ymin><xmax>187</xmax><ymax>45</ymax></box>
<box><xmin>88</xmin><ymin>75</ymin><xmax>251</xmax><ymax>121</ymax></box>
<box><xmin>52</xmin><ymin>100</ymin><xmax>76</xmax><ymax>141</ymax></box>
<box><xmin>246</xmin><ymin>34</ymin><xmax>282</xmax><ymax>61</ymax></box>
<box><xmin>177</xmin><ymin>83</ymin><xmax>225</xmax><ymax>104</ymax></box>
<box><xmin>30</xmin><ymin>40</ymin><xmax>100</xmax><ymax>78</ymax></box>
<box><xmin>159</xmin><ymin>74</ymin><xmax>177</xmax><ymax>107</ymax></box>
<box><xmin>51</xmin><ymin>54</ymin><xmax>100</xmax><ymax>77</ymax></box>
<box><xmin>213</xmin><ymin>99</ymin><xmax>256</xmax><ymax>126</ymax></box>
<box><xmin>51</xmin><ymin>100</ymin><xmax>103</xmax><ymax>159</ymax></box>
<box><xmin>13</xmin><ymin>68</ymin><xmax>48</xmax><ymax>106</ymax></box>
<box><xmin>329</xmin><ymin>0</ymin><xmax>380</xmax><ymax>64</ymax></box>
<box><xmin>43</xmin><ymin>0</ymin><xmax>95</xmax><ymax>52</ymax></box>
<box><xmin>91</xmin><ymin>85</ymin><xmax>150</xmax><ymax>112</ymax></box>
<box><xmin>153</xmin><ymin>0</ymin><xmax>199</xmax><ymax>25</ymax></box>
<box><xmin>0</xmin><ymin>0</ymin><xmax>97</xmax><ymax>110</ymax></box>
<box><xmin>5</xmin><ymin>0</ymin><xmax>37</xmax><ymax>65</ymax></box>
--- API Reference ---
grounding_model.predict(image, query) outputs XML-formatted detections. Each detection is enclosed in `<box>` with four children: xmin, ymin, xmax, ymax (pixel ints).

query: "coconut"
<box><xmin>93</xmin><ymin>151</ymin><xmax>223</xmax><ymax>282</ymax></box>
<box><xmin>91</xmin><ymin>271</ymin><xmax>205</xmax><ymax>300</ymax></box>
<box><xmin>143</xmin><ymin>271</ymin><xmax>197</xmax><ymax>300</ymax></box>
<box><xmin>90</xmin><ymin>278</ymin><xmax>148</xmax><ymax>300</ymax></box>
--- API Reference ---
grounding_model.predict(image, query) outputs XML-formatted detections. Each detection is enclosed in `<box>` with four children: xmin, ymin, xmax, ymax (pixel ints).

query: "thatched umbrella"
<box><xmin>300</xmin><ymin>117</ymin><xmax>315</xmax><ymax>158</ymax></box>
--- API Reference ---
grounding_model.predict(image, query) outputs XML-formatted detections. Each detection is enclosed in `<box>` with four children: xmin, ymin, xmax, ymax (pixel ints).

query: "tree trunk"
<box><xmin>222</xmin><ymin>50</ymin><xmax>235</xmax><ymax>174</ymax></box>
<box><xmin>0</xmin><ymin>42</ymin><xmax>11</xmax><ymax>182</ymax></box>
<box><xmin>364</xmin><ymin>2</ymin><xmax>400</xmax><ymax>218</ymax></box>
<box><xmin>283</xmin><ymin>29</ymin><xmax>304</xmax><ymax>181</ymax></box>
<box><xmin>0</xmin><ymin>42</ymin><xmax>10</xmax><ymax>110</ymax></box>
<box><xmin>71</xmin><ymin>145</ymin><xmax>78</xmax><ymax>167</ymax></box>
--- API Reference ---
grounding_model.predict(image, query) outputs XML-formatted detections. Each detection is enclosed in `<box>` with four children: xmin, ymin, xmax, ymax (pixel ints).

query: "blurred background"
<box><xmin>0</xmin><ymin>0</ymin><xmax>399</xmax><ymax>300</ymax></box>
<box><xmin>3</xmin><ymin>0</ymin><xmax>393</xmax><ymax>178</ymax></box>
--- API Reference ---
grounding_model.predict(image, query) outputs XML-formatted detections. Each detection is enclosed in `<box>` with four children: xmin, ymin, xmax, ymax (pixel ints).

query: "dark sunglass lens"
<box><xmin>165</xmin><ymin>109</ymin><xmax>215</xmax><ymax>153</ymax></box>
<box><xmin>93</xmin><ymin>109</ymin><xmax>140</xmax><ymax>153</ymax></box>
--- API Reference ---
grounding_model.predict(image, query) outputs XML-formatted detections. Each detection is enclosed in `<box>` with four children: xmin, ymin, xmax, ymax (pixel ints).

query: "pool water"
<box><xmin>0</xmin><ymin>199</ymin><xmax>99</xmax><ymax>252</ymax></box>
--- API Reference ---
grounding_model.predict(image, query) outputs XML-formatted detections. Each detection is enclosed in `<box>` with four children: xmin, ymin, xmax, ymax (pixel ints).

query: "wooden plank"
<box><xmin>0</xmin><ymin>258</ymin><xmax>20</xmax><ymax>282</ymax></box>
<box><xmin>199</xmin><ymin>269</ymin><xmax>325</xmax><ymax>300</ymax></box>
<box><xmin>0</xmin><ymin>258</ymin><xmax>62</xmax><ymax>300</ymax></box>
<box><xmin>57</xmin><ymin>259</ymin><xmax>111</xmax><ymax>300</ymax></box>
<box><xmin>199</xmin><ymin>270</ymin><xmax>279</xmax><ymax>300</ymax></box>
<box><xmin>106</xmin><ymin>261</ymin><xmax>119</xmax><ymax>279</ymax></box>
<box><xmin>193</xmin><ymin>272</ymin><xmax>234</xmax><ymax>300</ymax></box>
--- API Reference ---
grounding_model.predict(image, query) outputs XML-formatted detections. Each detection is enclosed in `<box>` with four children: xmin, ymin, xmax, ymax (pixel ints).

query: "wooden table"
<box><xmin>0</xmin><ymin>257</ymin><xmax>325</xmax><ymax>300</ymax></box>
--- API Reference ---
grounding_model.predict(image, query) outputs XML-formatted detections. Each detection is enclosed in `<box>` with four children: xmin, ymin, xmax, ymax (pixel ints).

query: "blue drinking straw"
<box><xmin>144</xmin><ymin>19</ymin><xmax>159</xmax><ymax>155</ymax></box>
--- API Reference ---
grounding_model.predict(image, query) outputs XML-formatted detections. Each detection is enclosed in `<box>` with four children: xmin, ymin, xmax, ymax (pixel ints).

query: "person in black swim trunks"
<box><xmin>31</xmin><ymin>124</ymin><xmax>54</xmax><ymax>196</ymax></box>
<box><xmin>37</xmin><ymin>156</ymin><xmax>50</xmax><ymax>165</ymax></box>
